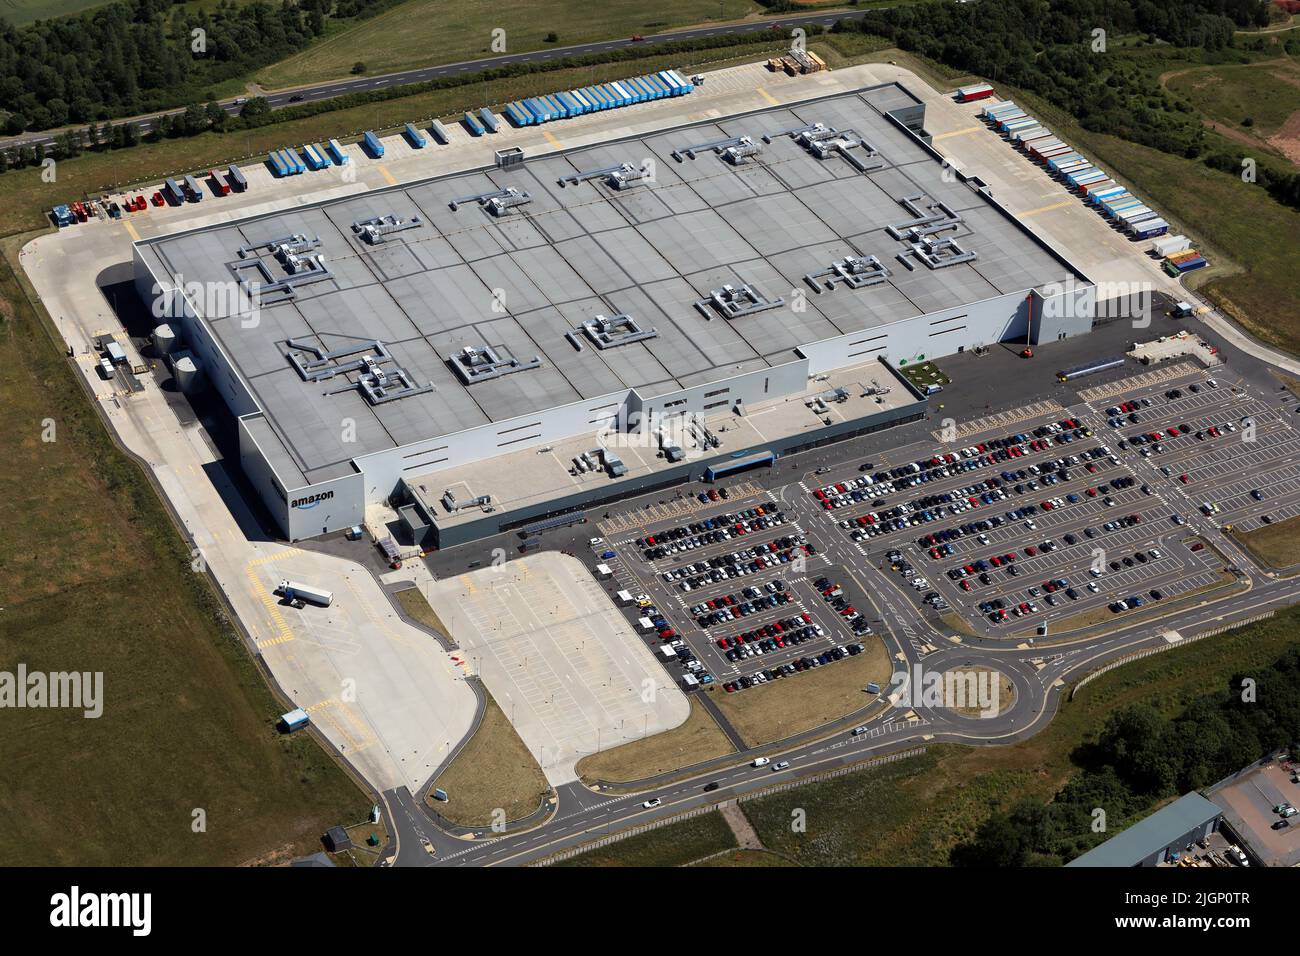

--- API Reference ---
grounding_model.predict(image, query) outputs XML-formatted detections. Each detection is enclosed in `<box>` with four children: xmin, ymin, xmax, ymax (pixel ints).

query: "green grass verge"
<box><xmin>0</xmin><ymin>248</ymin><xmax>366</xmax><ymax>865</ymax></box>
<box><xmin>429</xmin><ymin>692</ymin><xmax>550</xmax><ymax>827</ymax></box>
<box><xmin>1235</xmin><ymin>514</ymin><xmax>1300</xmax><ymax>571</ymax></box>
<box><xmin>553</xmin><ymin>809</ymin><xmax>736</xmax><ymax>866</ymax></box>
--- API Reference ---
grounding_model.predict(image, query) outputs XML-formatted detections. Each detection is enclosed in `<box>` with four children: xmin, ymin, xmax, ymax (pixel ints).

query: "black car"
<box><xmin>703</xmin><ymin>782</ymin><xmax>719</xmax><ymax>792</ymax></box>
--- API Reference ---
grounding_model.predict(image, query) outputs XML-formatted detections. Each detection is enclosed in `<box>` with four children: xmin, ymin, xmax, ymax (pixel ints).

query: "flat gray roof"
<box><xmin>138</xmin><ymin>84</ymin><xmax>1079</xmax><ymax>484</ymax></box>
<box><xmin>1067</xmin><ymin>793</ymin><xmax>1222</xmax><ymax>867</ymax></box>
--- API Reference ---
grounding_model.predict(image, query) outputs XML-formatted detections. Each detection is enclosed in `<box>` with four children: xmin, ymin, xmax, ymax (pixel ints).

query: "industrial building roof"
<box><xmin>136</xmin><ymin>84</ymin><xmax>1080</xmax><ymax>485</ymax></box>
<box><xmin>1066</xmin><ymin>793</ymin><xmax>1223</xmax><ymax>867</ymax></box>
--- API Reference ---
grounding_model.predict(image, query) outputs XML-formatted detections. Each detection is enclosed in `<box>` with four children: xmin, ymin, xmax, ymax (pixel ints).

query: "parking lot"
<box><xmin>595</xmin><ymin>486</ymin><xmax>882</xmax><ymax>699</ymax></box>
<box><xmin>798</xmin><ymin>363</ymin><xmax>1292</xmax><ymax>638</ymax></box>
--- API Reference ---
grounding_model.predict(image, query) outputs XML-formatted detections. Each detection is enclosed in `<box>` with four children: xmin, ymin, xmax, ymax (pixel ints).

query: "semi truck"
<box><xmin>278</xmin><ymin>580</ymin><xmax>334</xmax><ymax>607</ymax></box>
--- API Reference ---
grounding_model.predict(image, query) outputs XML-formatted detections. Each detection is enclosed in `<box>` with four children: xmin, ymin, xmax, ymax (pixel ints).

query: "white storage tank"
<box><xmin>152</xmin><ymin>323</ymin><xmax>179</xmax><ymax>356</ymax></box>
<box><xmin>171</xmin><ymin>350</ymin><xmax>202</xmax><ymax>393</ymax></box>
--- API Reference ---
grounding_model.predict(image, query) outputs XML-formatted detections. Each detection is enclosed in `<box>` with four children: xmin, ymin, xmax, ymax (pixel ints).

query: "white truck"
<box><xmin>278</xmin><ymin>580</ymin><xmax>333</xmax><ymax>608</ymax></box>
<box><xmin>615</xmin><ymin>589</ymin><xmax>634</xmax><ymax>606</ymax></box>
<box><xmin>594</xmin><ymin>563</ymin><xmax>613</xmax><ymax>579</ymax></box>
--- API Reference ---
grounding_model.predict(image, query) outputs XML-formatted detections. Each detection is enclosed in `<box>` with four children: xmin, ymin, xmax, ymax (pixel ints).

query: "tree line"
<box><xmin>0</xmin><ymin>0</ymin><xmax>401</xmax><ymax>134</ymax></box>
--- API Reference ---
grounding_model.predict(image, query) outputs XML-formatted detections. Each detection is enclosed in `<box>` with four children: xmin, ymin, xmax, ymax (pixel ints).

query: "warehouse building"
<box><xmin>1066</xmin><ymin>793</ymin><xmax>1224</xmax><ymax>867</ymax></box>
<box><xmin>133</xmin><ymin>83</ymin><xmax>1095</xmax><ymax>547</ymax></box>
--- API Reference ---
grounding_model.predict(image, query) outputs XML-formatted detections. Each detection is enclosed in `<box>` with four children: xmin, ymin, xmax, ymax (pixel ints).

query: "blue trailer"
<box><xmin>404</xmin><ymin>123</ymin><xmax>428</xmax><ymax>148</ymax></box>
<box><xmin>183</xmin><ymin>174</ymin><xmax>203</xmax><ymax>201</ymax></box>
<box><xmin>326</xmin><ymin>140</ymin><xmax>349</xmax><ymax>165</ymax></box>
<box><xmin>226</xmin><ymin>164</ymin><xmax>248</xmax><ymax>191</ymax></box>
<box><xmin>287</xmin><ymin>148</ymin><xmax>308</xmax><ymax>174</ymax></box>
<box><xmin>555</xmin><ymin>92</ymin><xmax>579</xmax><ymax>116</ymax></box>
<box><xmin>523</xmin><ymin>99</ymin><xmax>546</xmax><ymax>123</ymax></box>
<box><xmin>607</xmin><ymin>82</ymin><xmax>630</xmax><ymax>106</ymax></box>
<box><xmin>1131</xmin><ymin>218</ymin><xmax>1168</xmax><ymax>239</ymax></box>
<box><xmin>478</xmin><ymin>107</ymin><xmax>499</xmax><ymax>132</ymax></box>
<box><xmin>588</xmin><ymin>87</ymin><xmax>611</xmax><ymax>110</ymax></box>
<box><xmin>51</xmin><ymin>204</ymin><xmax>76</xmax><ymax>227</ymax></box>
<box><xmin>301</xmin><ymin>144</ymin><xmax>329</xmax><ymax>170</ymax></box>
<box><xmin>504</xmin><ymin>102</ymin><xmax>528</xmax><ymax>126</ymax></box>
<box><xmin>547</xmin><ymin>95</ymin><xmax>570</xmax><ymax>118</ymax></box>
<box><xmin>362</xmin><ymin>130</ymin><xmax>384</xmax><ymax>158</ymax></box>
<box><xmin>657</xmin><ymin>71</ymin><xmax>682</xmax><ymax>94</ymax></box>
<box><xmin>462</xmin><ymin>112</ymin><xmax>485</xmax><ymax>136</ymax></box>
<box><xmin>668</xmin><ymin>69</ymin><xmax>692</xmax><ymax>93</ymax></box>
<box><xmin>164</xmin><ymin>177</ymin><xmax>186</xmax><ymax>203</ymax></box>
<box><xmin>267</xmin><ymin>152</ymin><xmax>289</xmax><ymax>177</ymax></box>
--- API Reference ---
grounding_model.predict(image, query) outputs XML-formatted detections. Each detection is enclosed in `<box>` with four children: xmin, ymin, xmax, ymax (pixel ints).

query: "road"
<box><xmin>0</xmin><ymin>8</ymin><xmax>869</xmax><ymax>156</ymax></box>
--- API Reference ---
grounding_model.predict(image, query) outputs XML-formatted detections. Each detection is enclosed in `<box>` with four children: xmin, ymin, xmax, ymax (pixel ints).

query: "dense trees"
<box><xmin>951</xmin><ymin>645</ymin><xmax>1300</xmax><ymax>866</ymax></box>
<box><xmin>0</xmin><ymin>0</ymin><xmax>399</xmax><ymax>133</ymax></box>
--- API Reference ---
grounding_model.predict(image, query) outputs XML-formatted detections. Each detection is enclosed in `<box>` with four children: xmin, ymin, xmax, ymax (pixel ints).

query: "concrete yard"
<box><xmin>426</xmin><ymin>552</ymin><xmax>689</xmax><ymax>786</ymax></box>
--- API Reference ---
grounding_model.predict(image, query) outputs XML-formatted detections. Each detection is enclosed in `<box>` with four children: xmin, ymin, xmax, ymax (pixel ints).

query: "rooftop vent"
<box><xmin>352</xmin><ymin>214</ymin><xmax>423</xmax><ymax>245</ymax></box>
<box><xmin>695</xmin><ymin>282</ymin><xmax>785</xmax><ymax>321</ymax></box>
<box><xmin>449</xmin><ymin>343</ymin><xmax>542</xmax><ymax>384</ymax></box>
<box><xmin>448</xmin><ymin>186</ymin><xmax>532</xmax><ymax>216</ymax></box>
<box><xmin>576</xmin><ymin>313</ymin><xmax>658</xmax><ymax>349</ymax></box>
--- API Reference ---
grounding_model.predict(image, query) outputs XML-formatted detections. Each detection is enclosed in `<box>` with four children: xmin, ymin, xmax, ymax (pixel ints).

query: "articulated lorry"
<box><xmin>278</xmin><ymin>580</ymin><xmax>333</xmax><ymax>607</ymax></box>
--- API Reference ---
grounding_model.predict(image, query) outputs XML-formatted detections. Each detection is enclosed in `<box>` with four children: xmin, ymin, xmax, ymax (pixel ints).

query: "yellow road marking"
<box><xmin>377</xmin><ymin>164</ymin><xmax>397</xmax><ymax>185</ymax></box>
<box><xmin>933</xmin><ymin>126</ymin><xmax>981</xmax><ymax>141</ymax></box>
<box><xmin>542</xmin><ymin>130</ymin><xmax>565</xmax><ymax>150</ymax></box>
<box><xmin>244</xmin><ymin>562</ymin><xmax>294</xmax><ymax>647</ymax></box>
<box><xmin>1019</xmin><ymin>199</ymin><xmax>1074</xmax><ymax>218</ymax></box>
<box><xmin>122</xmin><ymin>220</ymin><xmax>141</xmax><ymax>241</ymax></box>
<box><xmin>756</xmin><ymin>86</ymin><xmax>779</xmax><ymax>106</ymax></box>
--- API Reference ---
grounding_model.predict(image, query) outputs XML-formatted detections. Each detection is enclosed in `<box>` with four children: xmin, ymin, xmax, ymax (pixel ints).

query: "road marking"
<box><xmin>377</xmin><ymin>164</ymin><xmax>397</xmax><ymax>185</ymax></box>
<box><xmin>933</xmin><ymin>126</ymin><xmax>981</xmax><ymax>141</ymax></box>
<box><xmin>1019</xmin><ymin>199</ymin><xmax>1074</xmax><ymax>218</ymax></box>
<box><xmin>122</xmin><ymin>220</ymin><xmax>141</xmax><ymax>241</ymax></box>
<box><xmin>756</xmin><ymin>87</ymin><xmax>779</xmax><ymax>106</ymax></box>
<box><xmin>542</xmin><ymin>130</ymin><xmax>565</xmax><ymax>150</ymax></box>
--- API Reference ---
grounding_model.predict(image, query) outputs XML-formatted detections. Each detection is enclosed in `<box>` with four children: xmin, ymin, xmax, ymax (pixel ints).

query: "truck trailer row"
<box><xmin>503</xmin><ymin>69</ymin><xmax>693</xmax><ymax>128</ymax></box>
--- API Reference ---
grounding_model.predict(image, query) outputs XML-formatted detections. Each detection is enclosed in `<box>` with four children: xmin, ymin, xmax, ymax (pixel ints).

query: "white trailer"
<box><xmin>1152</xmin><ymin>234</ymin><xmax>1191</xmax><ymax>257</ymax></box>
<box><xmin>615</xmin><ymin>589</ymin><xmax>634</xmax><ymax>605</ymax></box>
<box><xmin>594</xmin><ymin>563</ymin><xmax>613</xmax><ymax>579</ymax></box>
<box><xmin>637</xmin><ymin>616</ymin><xmax>656</xmax><ymax>633</ymax></box>
<box><xmin>279</xmin><ymin>579</ymin><xmax>333</xmax><ymax>607</ymax></box>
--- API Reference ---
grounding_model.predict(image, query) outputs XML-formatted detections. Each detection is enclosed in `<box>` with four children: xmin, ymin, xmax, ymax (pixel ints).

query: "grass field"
<box><xmin>575</xmin><ymin>699</ymin><xmax>734</xmax><ymax>785</ymax></box>
<box><xmin>1165</xmin><ymin>58</ymin><xmax>1300</xmax><ymax>141</ymax></box>
<box><xmin>553</xmin><ymin>809</ymin><xmax>736</xmax><ymax>866</ymax></box>
<box><xmin>1235</xmin><ymin>514</ymin><xmax>1300</xmax><ymax>570</ymax></box>
<box><xmin>709</xmin><ymin>636</ymin><xmax>892</xmax><ymax>748</ymax></box>
<box><xmin>428</xmin><ymin>692</ymin><xmax>549</xmax><ymax>826</ymax></box>
<box><xmin>0</xmin><ymin>0</ymin><xmax>110</xmax><ymax>25</ymax></box>
<box><xmin>0</xmin><ymin>250</ymin><xmax>365</xmax><ymax>866</ymax></box>
<box><xmin>691</xmin><ymin>848</ymin><xmax>793</xmax><ymax>866</ymax></box>
<box><xmin>255</xmin><ymin>0</ymin><xmax>764</xmax><ymax>90</ymax></box>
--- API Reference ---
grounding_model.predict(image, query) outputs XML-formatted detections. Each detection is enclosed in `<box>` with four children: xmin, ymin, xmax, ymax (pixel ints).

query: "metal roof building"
<box><xmin>1067</xmin><ymin>793</ymin><xmax>1223</xmax><ymax>867</ymax></box>
<box><xmin>133</xmin><ymin>82</ymin><xmax>1095</xmax><ymax>545</ymax></box>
